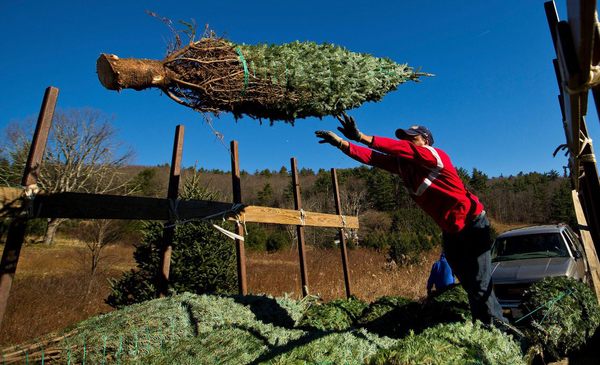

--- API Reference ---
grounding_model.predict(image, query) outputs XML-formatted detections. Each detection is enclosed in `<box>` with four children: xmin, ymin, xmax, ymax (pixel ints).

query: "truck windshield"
<box><xmin>492</xmin><ymin>233</ymin><xmax>569</xmax><ymax>262</ymax></box>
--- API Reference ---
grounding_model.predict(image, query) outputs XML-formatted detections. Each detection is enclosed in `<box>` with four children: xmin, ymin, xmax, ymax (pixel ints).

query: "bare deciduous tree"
<box><xmin>1</xmin><ymin>108</ymin><xmax>134</xmax><ymax>244</ymax></box>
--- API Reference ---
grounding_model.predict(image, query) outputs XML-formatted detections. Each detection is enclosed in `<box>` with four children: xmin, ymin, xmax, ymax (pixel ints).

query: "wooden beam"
<box><xmin>0</xmin><ymin>188</ymin><xmax>359</xmax><ymax>228</ymax></box>
<box><xmin>291</xmin><ymin>158</ymin><xmax>309</xmax><ymax>297</ymax></box>
<box><xmin>0</xmin><ymin>187</ymin><xmax>23</xmax><ymax>217</ymax></box>
<box><xmin>0</xmin><ymin>87</ymin><xmax>58</xmax><ymax>329</ymax></box>
<box><xmin>0</xmin><ymin>219</ymin><xmax>27</xmax><ymax>327</ymax></box>
<box><xmin>544</xmin><ymin>1</ymin><xmax>560</xmax><ymax>54</ymax></box>
<box><xmin>158</xmin><ymin>125</ymin><xmax>184</xmax><ymax>297</ymax></box>
<box><xmin>567</xmin><ymin>0</ymin><xmax>597</xmax><ymax>85</ymax></box>
<box><xmin>240</xmin><ymin>206</ymin><xmax>359</xmax><ymax>229</ymax></box>
<box><xmin>22</xmin><ymin>87</ymin><xmax>59</xmax><ymax>186</ymax></box>
<box><xmin>231</xmin><ymin>140</ymin><xmax>247</xmax><ymax>295</ymax></box>
<box><xmin>556</xmin><ymin>21</ymin><xmax>584</xmax><ymax>183</ymax></box>
<box><xmin>331</xmin><ymin>168</ymin><xmax>352</xmax><ymax>298</ymax></box>
<box><xmin>572</xmin><ymin>190</ymin><xmax>600</xmax><ymax>304</ymax></box>
<box><xmin>32</xmin><ymin>192</ymin><xmax>235</xmax><ymax>220</ymax></box>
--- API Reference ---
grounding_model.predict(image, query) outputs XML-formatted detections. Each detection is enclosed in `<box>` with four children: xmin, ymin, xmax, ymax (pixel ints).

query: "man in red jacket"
<box><xmin>315</xmin><ymin>113</ymin><xmax>507</xmax><ymax>325</ymax></box>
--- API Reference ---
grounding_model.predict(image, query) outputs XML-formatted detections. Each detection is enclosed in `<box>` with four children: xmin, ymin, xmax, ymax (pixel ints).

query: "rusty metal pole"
<box><xmin>230</xmin><ymin>141</ymin><xmax>247</xmax><ymax>295</ymax></box>
<box><xmin>158</xmin><ymin>125</ymin><xmax>184</xmax><ymax>297</ymax></box>
<box><xmin>0</xmin><ymin>86</ymin><xmax>58</xmax><ymax>327</ymax></box>
<box><xmin>331</xmin><ymin>168</ymin><xmax>352</xmax><ymax>298</ymax></box>
<box><xmin>291</xmin><ymin>158</ymin><xmax>309</xmax><ymax>297</ymax></box>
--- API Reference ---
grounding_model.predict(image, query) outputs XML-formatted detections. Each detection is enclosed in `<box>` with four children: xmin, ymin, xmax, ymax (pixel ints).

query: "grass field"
<box><xmin>0</xmin><ymin>239</ymin><xmax>438</xmax><ymax>346</ymax></box>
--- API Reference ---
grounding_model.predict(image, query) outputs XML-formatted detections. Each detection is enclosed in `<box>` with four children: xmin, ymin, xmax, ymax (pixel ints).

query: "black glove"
<box><xmin>336</xmin><ymin>112</ymin><xmax>362</xmax><ymax>142</ymax></box>
<box><xmin>315</xmin><ymin>130</ymin><xmax>343</xmax><ymax>147</ymax></box>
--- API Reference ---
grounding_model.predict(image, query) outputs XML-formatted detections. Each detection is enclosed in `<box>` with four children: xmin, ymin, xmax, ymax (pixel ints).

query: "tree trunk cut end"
<box><xmin>96</xmin><ymin>54</ymin><xmax>170</xmax><ymax>91</ymax></box>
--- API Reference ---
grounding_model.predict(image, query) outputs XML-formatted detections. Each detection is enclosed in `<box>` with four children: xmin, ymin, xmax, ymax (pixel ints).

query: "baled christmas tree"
<box><xmin>97</xmin><ymin>35</ymin><xmax>429</xmax><ymax>122</ymax></box>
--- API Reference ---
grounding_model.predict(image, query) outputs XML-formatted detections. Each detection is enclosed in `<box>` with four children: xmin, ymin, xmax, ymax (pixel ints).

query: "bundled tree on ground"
<box><xmin>97</xmin><ymin>25</ymin><xmax>429</xmax><ymax>123</ymax></box>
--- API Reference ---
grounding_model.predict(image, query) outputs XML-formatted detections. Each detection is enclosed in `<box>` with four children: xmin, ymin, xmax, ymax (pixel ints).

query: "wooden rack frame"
<box><xmin>545</xmin><ymin>0</ymin><xmax>600</xmax><ymax>301</ymax></box>
<box><xmin>0</xmin><ymin>86</ymin><xmax>358</xmax><ymax>327</ymax></box>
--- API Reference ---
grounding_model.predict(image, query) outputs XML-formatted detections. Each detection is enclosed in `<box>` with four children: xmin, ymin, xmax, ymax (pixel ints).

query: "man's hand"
<box><xmin>336</xmin><ymin>112</ymin><xmax>362</xmax><ymax>142</ymax></box>
<box><xmin>315</xmin><ymin>130</ymin><xmax>344</xmax><ymax>147</ymax></box>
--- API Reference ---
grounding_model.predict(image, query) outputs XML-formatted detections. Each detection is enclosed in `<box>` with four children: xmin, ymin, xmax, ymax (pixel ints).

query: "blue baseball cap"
<box><xmin>395</xmin><ymin>125</ymin><xmax>434</xmax><ymax>146</ymax></box>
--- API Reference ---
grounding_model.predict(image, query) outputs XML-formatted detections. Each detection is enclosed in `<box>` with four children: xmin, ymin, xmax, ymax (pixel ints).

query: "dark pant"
<box><xmin>442</xmin><ymin>213</ymin><xmax>507</xmax><ymax>324</ymax></box>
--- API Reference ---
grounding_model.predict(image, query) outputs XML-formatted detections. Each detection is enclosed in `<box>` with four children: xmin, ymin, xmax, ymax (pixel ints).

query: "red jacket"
<box><xmin>345</xmin><ymin>136</ymin><xmax>484</xmax><ymax>233</ymax></box>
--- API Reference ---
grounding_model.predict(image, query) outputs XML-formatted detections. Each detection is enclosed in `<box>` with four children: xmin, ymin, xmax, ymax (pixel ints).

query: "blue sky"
<box><xmin>1</xmin><ymin>0</ymin><xmax>597</xmax><ymax>177</ymax></box>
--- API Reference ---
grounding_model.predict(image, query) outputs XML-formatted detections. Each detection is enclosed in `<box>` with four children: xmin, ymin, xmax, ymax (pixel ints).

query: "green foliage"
<box><xmin>130</xmin><ymin>168</ymin><xmax>162</xmax><ymax>197</ymax></box>
<box><xmin>360</xmin><ymin>206</ymin><xmax>440</xmax><ymax>261</ymax></box>
<box><xmin>422</xmin><ymin>284</ymin><xmax>471</xmax><ymax>325</ymax></box>
<box><xmin>106</xmin><ymin>270</ymin><xmax>157</xmax><ymax>309</ymax></box>
<box><xmin>455</xmin><ymin>166</ymin><xmax>470</xmax><ymax>188</ymax></box>
<box><xmin>256</xmin><ymin>182</ymin><xmax>274</xmax><ymax>206</ymax></box>
<box><xmin>106</xmin><ymin>219</ymin><xmax>237</xmax><ymax>308</ymax></box>
<box><xmin>361</xmin><ymin>285</ymin><xmax>470</xmax><ymax>338</ymax></box>
<box><xmin>358</xmin><ymin>296</ymin><xmax>413</xmax><ymax>335</ymax></box>
<box><xmin>265</xmin><ymin>229</ymin><xmax>290</xmax><ymax>252</ymax></box>
<box><xmin>387</xmin><ymin>232</ymin><xmax>436</xmax><ymax>265</ymax></box>
<box><xmin>368</xmin><ymin>321</ymin><xmax>525</xmax><ymax>365</ymax></box>
<box><xmin>50</xmin><ymin>293</ymin><xmax>396</xmax><ymax>364</ymax></box>
<box><xmin>234</xmin><ymin>41</ymin><xmax>426</xmax><ymax>121</ymax></box>
<box><xmin>245</xmin><ymin>223</ymin><xmax>269</xmax><ymax>251</ymax></box>
<box><xmin>366</xmin><ymin>168</ymin><xmax>402</xmax><ymax>211</ymax></box>
<box><xmin>297</xmin><ymin>296</ymin><xmax>368</xmax><ymax>331</ymax></box>
<box><xmin>469</xmin><ymin>168</ymin><xmax>489</xmax><ymax>194</ymax></box>
<box><xmin>107</xmin><ymin>174</ymin><xmax>236</xmax><ymax>308</ymax></box>
<box><xmin>520</xmin><ymin>276</ymin><xmax>600</xmax><ymax>360</ymax></box>
<box><xmin>548</xmin><ymin>179</ymin><xmax>577</xmax><ymax>228</ymax></box>
<box><xmin>484</xmin><ymin>171</ymin><xmax>570</xmax><ymax>224</ymax></box>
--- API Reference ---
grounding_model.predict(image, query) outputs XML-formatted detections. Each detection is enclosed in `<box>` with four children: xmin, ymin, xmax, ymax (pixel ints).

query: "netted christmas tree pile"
<box><xmin>4</xmin><ymin>292</ymin><xmax>524</xmax><ymax>365</ymax></box>
<box><xmin>519</xmin><ymin>276</ymin><xmax>600</xmax><ymax>361</ymax></box>
<box><xmin>296</xmin><ymin>296</ymin><xmax>368</xmax><ymax>331</ymax></box>
<box><xmin>368</xmin><ymin>321</ymin><xmax>525</xmax><ymax>365</ymax></box>
<box><xmin>97</xmin><ymin>32</ymin><xmax>429</xmax><ymax>122</ymax></box>
<box><xmin>355</xmin><ymin>285</ymin><xmax>471</xmax><ymax>337</ymax></box>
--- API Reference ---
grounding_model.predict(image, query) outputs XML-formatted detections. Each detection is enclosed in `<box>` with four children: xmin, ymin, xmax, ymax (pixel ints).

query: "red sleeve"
<box><xmin>345</xmin><ymin>142</ymin><xmax>400</xmax><ymax>174</ymax></box>
<box><xmin>370</xmin><ymin>136</ymin><xmax>440</xmax><ymax>169</ymax></box>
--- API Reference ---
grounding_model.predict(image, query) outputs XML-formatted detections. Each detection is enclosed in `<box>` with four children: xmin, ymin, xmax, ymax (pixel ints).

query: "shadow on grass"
<box><xmin>231</xmin><ymin>294</ymin><xmax>296</xmax><ymax>328</ymax></box>
<box><xmin>360</xmin><ymin>284</ymin><xmax>471</xmax><ymax>338</ymax></box>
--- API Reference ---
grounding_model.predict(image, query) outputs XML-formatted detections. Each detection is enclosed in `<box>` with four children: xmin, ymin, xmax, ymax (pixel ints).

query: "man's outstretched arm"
<box><xmin>315</xmin><ymin>130</ymin><xmax>399</xmax><ymax>173</ymax></box>
<box><xmin>336</xmin><ymin>112</ymin><xmax>374</xmax><ymax>146</ymax></box>
<box><xmin>337</xmin><ymin>112</ymin><xmax>439</xmax><ymax>168</ymax></box>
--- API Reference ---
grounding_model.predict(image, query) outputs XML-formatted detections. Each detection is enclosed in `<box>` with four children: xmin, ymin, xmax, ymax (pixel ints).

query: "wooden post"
<box><xmin>158</xmin><ymin>125</ymin><xmax>184</xmax><ymax>297</ymax></box>
<box><xmin>331</xmin><ymin>169</ymin><xmax>352</xmax><ymax>298</ymax></box>
<box><xmin>572</xmin><ymin>190</ymin><xmax>600</xmax><ymax>304</ymax></box>
<box><xmin>230</xmin><ymin>141</ymin><xmax>247</xmax><ymax>295</ymax></box>
<box><xmin>0</xmin><ymin>86</ymin><xmax>58</xmax><ymax>327</ymax></box>
<box><xmin>291</xmin><ymin>158</ymin><xmax>309</xmax><ymax>297</ymax></box>
<box><xmin>22</xmin><ymin>87</ymin><xmax>59</xmax><ymax>187</ymax></box>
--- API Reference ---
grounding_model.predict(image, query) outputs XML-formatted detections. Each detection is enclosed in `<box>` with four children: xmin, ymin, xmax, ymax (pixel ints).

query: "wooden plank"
<box><xmin>572</xmin><ymin>190</ymin><xmax>600</xmax><ymax>304</ymax></box>
<box><xmin>553</xmin><ymin>59</ymin><xmax>567</xmax><ymax>122</ymax></box>
<box><xmin>22</xmin><ymin>87</ymin><xmax>58</xmax><ymax>186</ymax></box>
<box><xmin>556</xmin><ymin>21</ymin><xmax>584</xmax><ymax>181</ymax></box>
<box><xmin>544</xmin><ymin>1</ymin><xmax>560</xmax><ymax>53</ymax></box>
<box><xmin>567</xmin><ymin>0</ymin><xmax>597</xmax><ymax>85</ymax></box>
<box><xmin>231</xmin><ymin>140</ymin><xmax>247</xmax><ymax>295</ymax></box>
<box><xmin>32</xmin><ymin>192</ymin><xmax>235</xmax><ymax>220</ymax></box>
<box><xmin>0</xmin><ymin>187</ymin><xmax>23</xmax><ymax>217</ymax></box>
<box><xmin>0</xmin><ymin>188</ymin><xmax>359</xmax><ymax>228</ymax></box>
<box><xmin>577</xmin><ymin>118</ymin><xmax>600</xmax><ymax>248</ymax></box>
<box><xmin>331</xmin><ymin>168</ymin><xmax>352</xmax><ymax>298</ymax></box>
<box><xmin>0</xmin><ymin>219</ymin><xmax>27</xmax><ymax>328</ymax></box>
<box><xmin>0</xmin><ymin>87</ymin><xmax>58</xmax><ymax>329</ymax></box>
<box><xmin>240</xmin><ymin>206</ymin><xmax>359</xmax><ymax>229</ymax></box>
<box><xmin>291</xmin><ymin>157</ymin><xmax>309</xmax><ymax>297</ymax></box>
<box><xmin>158</xmin><ymin>125</ymin><xmax>184</xmax><ymax>297</ymax></box>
